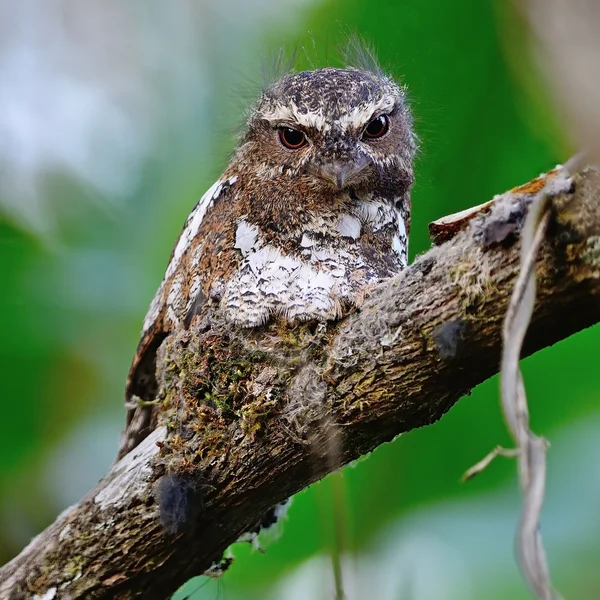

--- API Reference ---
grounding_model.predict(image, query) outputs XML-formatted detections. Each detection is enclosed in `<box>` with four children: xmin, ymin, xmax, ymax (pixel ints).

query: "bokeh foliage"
<box><xmin>1</xmin><ymin>1</ymin><xmax>598</xmax><ymax>598</ymax></box>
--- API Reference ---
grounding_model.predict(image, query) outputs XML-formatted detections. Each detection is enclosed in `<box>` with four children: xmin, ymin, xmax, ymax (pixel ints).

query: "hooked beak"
<box><xmin>309</xmin><ymin>155</ymin><xmax>370</xmax><ymax>190</ymax></box>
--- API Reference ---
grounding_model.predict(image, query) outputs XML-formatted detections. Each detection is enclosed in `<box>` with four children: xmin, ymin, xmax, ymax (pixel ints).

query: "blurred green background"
<box><xmin>1</xmin><ymin>1</ymin><xmax>598</xmax><ymax>599</ymax></box>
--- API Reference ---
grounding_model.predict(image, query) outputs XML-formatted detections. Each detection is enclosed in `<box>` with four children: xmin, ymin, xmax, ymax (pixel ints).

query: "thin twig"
<box><xmin>500</xmin><ymin>179</ymin><xmax>565</xmax><ymax>600</ymax></box>
<box><xmin>461</xmin><ymin>446</ymin><xmax>520</xmax><ymax>482</ymax></box>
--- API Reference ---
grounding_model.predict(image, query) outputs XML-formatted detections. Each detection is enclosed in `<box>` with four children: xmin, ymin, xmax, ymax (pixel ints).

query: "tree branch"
<box><xmin>2</xmin><ymin>165</ymin><xmax>600</xmax><ymax>600</ymax></box>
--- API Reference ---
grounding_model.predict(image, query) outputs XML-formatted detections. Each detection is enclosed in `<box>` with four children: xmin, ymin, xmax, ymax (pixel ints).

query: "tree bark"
<box><xmin>2</xmin><ymin>165</ymin><xmax>600</xmax><ymax>600</ymax></box>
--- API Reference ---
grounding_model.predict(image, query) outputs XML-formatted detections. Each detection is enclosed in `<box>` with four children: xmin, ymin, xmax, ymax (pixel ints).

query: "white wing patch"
<box><xmin>140</xmin><ymin>176</ymin><xmax>237</xmax><ymax>334</ymax></box>
<box><xmin>142</xmin><ymin>281</ymin><xmax>164</xmax><ymax>333</ymax></box>
<box><xmin>165</xmin><ymin>177</ymin><xmax>236</xmax><ymax>280</ymax></box>
<box><xmin>165</xmin><ymin>272</ymin><xmax>185</xmax><ymax>326</ymax></box>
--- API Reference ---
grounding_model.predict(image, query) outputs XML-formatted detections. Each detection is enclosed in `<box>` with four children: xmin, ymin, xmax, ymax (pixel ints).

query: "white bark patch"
<box><xmin>58</xmin><ymin>523</ymin><xmax>72</xmax><ymax>542</ymax></box>
<box><xmin>94</xmin><ymin>426</ymin><xmax>166</xmax><ymax>511</ymax></box>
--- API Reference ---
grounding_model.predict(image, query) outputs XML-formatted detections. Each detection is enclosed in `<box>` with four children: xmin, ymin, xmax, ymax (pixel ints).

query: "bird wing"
<box><xmin>117</xmin><ymin>176</ymin><xmax>239</xmax><ymax>460</ymax></box>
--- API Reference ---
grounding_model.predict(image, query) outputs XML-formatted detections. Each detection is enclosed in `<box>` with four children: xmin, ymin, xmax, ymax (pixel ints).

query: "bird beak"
<box><xmin>311</xmin><ymin>155</ymin><xmax>369</xmax><ymax>190</ymax></box>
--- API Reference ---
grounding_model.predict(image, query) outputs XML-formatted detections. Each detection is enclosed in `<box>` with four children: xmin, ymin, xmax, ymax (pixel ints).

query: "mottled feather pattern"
<box><xmin>119</xmin><ymin>65</ymin><xmax>415</xmax><ymax>459</ymax></box>
<box><xmin>141</xmin><ymin>177</ymin><xmax>238</xmax><ymax>336</ymax></box>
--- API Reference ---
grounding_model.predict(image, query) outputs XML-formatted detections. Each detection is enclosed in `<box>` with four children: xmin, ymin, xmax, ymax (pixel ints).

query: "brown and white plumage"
<box><xmin>119</xmin><ymin>65</ymin><xmax>416</xmax><ymax>459</ymax></box>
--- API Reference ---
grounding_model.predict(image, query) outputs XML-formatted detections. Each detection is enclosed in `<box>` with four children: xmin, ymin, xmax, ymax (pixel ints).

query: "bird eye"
<box><xmin>362</xmin><ymin>115</ymin><xmax>389</xmax><ymax>140</ymax></box>
<box><xmin>278</xmin><ymin>127</ymin><xmax>307</xmax><ymax>150</ymax></box>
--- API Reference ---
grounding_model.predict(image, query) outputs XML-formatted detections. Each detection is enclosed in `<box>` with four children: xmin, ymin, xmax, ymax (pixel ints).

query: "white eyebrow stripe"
<box><xmin>264</xmin><ymin>94</ymin><xmax>397</xmax><ymax>133</ymax></box>
<box><xmin>262</xmin><ymin>101</ymin><xmax>330</xmax><ymax>132</ymax></box>
<box><xmin>336</xmin><ymin>95</ymin><xmax>397</xmax><ymax>131</ymax></box>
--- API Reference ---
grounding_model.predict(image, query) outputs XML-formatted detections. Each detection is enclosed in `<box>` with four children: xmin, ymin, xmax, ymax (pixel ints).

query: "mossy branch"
<box><xmin>2</xmin><ymin>165</ymin><xmax>600</xmax><ymax>600</ymax></box>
